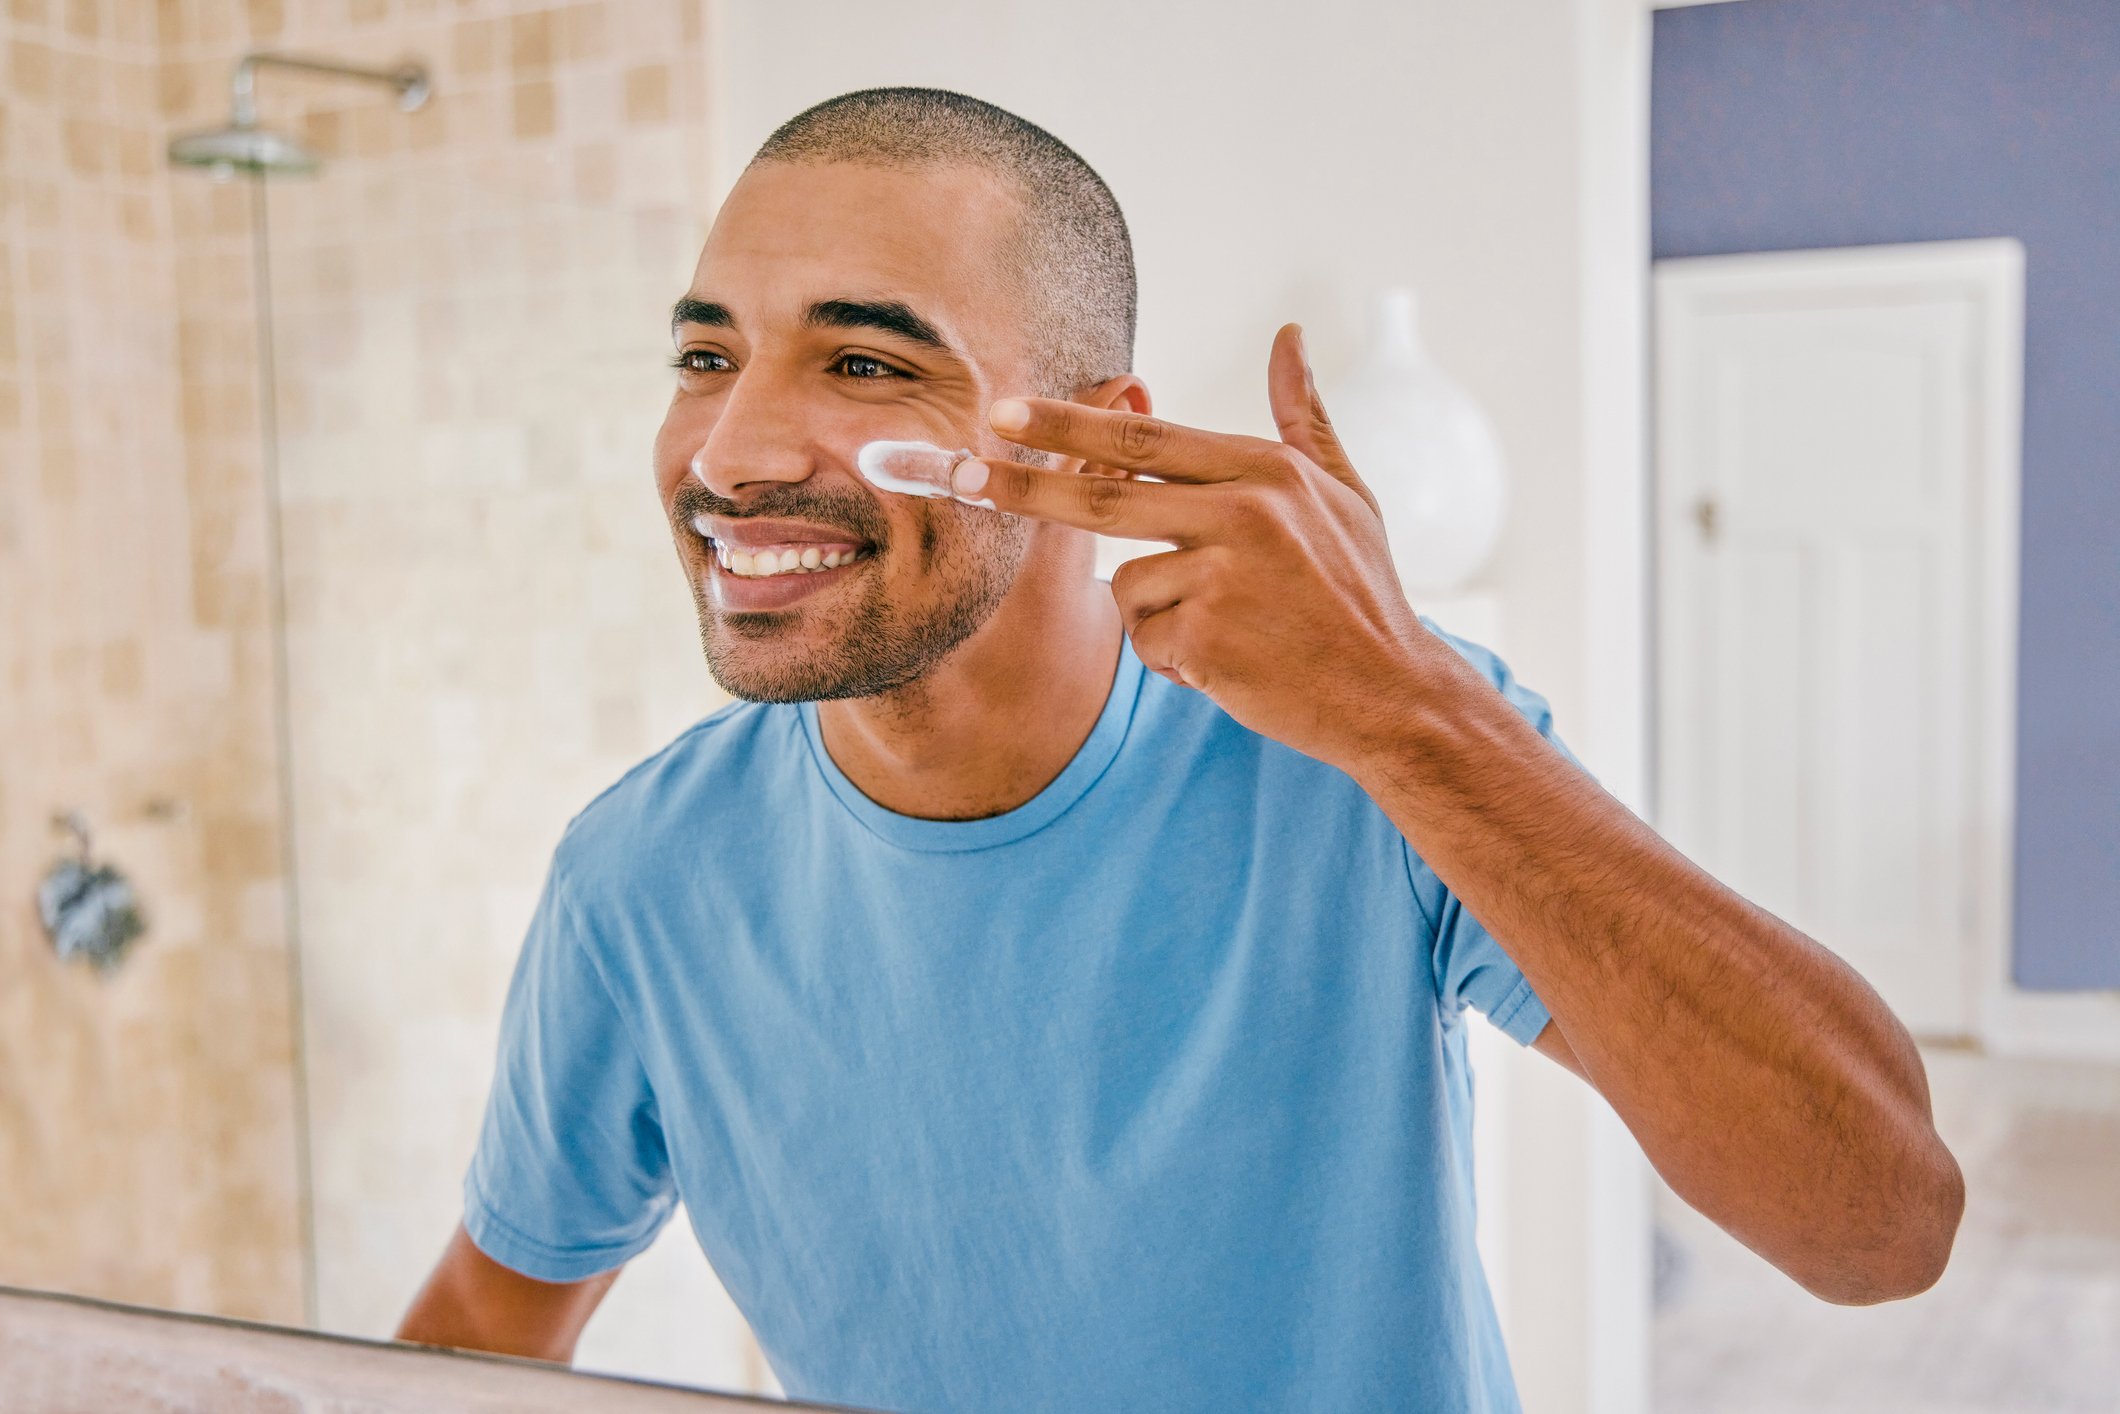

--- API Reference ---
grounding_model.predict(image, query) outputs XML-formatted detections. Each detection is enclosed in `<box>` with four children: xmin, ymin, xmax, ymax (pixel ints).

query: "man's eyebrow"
<box><xmin>671</xmin><ymin>297</ymin><xmax>732</xmax><ymax>334</ymax></box>
<box><xmin>804</xmin><ymin>298</ymin><xmax>954</xmax><ymax>355</ymax></box>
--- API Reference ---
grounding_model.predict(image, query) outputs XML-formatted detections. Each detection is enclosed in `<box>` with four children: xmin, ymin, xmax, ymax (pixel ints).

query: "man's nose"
<box><xmin>687</xmin><ymin>371</ymin><xmax>816</xmax><ymax>498</ymax></box>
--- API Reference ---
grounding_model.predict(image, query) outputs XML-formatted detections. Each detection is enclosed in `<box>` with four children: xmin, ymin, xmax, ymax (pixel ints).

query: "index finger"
<box><xmin>962</xmin><ymin>456</ymin><xmax>1219</xmax><ymax>544</ymax></box>
<box><xmin>988</xmin><ymin>398</ymin><xmax>1277</xmax><ymax>484</ymax></box>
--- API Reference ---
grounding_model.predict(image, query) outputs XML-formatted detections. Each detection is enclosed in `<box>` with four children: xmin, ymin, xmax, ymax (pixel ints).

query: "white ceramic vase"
<box><xmin>1321</xmin><ymin>288</ymin><xmax>1508</xmax><ymax>592</ymax></box>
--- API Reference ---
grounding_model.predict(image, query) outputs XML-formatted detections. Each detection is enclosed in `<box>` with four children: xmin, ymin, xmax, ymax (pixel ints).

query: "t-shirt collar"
<box><xmin>797</xmin><ymin>632</ymin><xmax>1146</xmax><ymax>853</ymax></box>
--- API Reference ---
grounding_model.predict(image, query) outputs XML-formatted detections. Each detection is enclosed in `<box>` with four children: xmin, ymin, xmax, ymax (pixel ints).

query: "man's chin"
<box><xmin>704</xmin><ymin>645</ymin><xmax>835</xmax><ymax>705</ymax></box>
<box><xmin>700</xmin><ymin>626</ymin><xmax>912</xmax><ymax>705</ymax></box>
<box><xmin>692</xmin><ymin>542</ymin><xmax>1021</xmax><ymax>705</ymax></box>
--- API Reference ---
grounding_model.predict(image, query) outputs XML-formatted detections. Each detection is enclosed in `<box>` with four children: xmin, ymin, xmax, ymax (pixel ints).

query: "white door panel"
<box><xmin>1656</xmin><ymin>241</ymin><xmax>2024</xmax><ymax>1038</ymax></box>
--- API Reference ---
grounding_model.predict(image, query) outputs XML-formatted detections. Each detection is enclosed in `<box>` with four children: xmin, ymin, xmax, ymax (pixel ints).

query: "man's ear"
<box><xmin>1081</xmin><ymin>372</ymin><xmax>1151</xmax><ymax>417</ymax></box>
<box><xmin>1074</xmin><ymin>373</ymin><xmax>1151</xmax><ymax>477</ymax></box>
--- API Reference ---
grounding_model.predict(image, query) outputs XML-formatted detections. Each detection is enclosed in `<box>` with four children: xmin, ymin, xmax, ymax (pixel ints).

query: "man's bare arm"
<box><xmin>396</xmin><ymin>1223</ymin><xmax>620</xmax><ymax>1363</ymax></box>
<box><xmin>1347</xmin><ymin>674</ymin><xmax>1964</xmax><ymax>1305</ymax></box>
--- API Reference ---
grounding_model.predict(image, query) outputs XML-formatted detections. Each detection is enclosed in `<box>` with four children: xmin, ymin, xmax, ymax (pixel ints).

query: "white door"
<box><xmin>1654</xmin><ymin>241</ymin><xmax>2023</xmax><ymax>1040</ymax></box>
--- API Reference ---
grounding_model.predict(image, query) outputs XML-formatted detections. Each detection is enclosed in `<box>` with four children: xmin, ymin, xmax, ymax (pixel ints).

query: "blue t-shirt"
<box><xmin>465</xmin><ymin>625</ymin><xmax>1562</xmax><ymax>1414</ymax></box>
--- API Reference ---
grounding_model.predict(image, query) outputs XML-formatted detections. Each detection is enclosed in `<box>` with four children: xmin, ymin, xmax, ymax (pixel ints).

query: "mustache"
<box><xmin>671</xmin><ymin>477</ymin><xmax>892</xmax><ymax>546</ymax></box>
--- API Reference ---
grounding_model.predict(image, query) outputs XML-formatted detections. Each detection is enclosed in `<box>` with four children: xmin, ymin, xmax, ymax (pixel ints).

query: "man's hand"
<box><xmin>966</xmin><ymin>323</ymin><xmax>1436</xmax><ymax>772</ymax></box>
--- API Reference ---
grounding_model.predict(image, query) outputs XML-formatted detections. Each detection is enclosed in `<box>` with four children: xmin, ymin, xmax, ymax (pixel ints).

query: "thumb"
<box><xmin>1267</xmin><ymin>323</ymin><xmax>1378</xmax><ymax>514</ymax></box>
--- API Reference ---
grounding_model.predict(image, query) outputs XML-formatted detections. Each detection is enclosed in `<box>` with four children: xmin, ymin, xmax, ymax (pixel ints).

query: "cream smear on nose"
<box><xmin>856</xmin><ymin>440</ymin><xmax>991</xmax><ymax>507</ymax></box>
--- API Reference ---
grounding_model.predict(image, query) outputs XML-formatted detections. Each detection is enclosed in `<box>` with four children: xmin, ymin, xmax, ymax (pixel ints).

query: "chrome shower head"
<box><xmin>167</xmin><ymin>51</ymin><xmax>430</xmax><ymax>180</ymax></box>
<box><xmin>167</xmin><ymin>121</ymin><xmax>322</xmax><ymax>180</ymax></box>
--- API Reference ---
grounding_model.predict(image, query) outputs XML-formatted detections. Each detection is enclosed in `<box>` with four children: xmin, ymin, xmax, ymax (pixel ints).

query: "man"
<box><xmin>398</xmin><ymin>88</ymin><xmax>1963</xmax><ymax>1412</ymax></box>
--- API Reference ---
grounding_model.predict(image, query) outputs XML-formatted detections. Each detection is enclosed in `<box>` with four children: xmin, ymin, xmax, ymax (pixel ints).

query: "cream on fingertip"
<box><xmin>856</xmin><ymin>439</ymin><xmax>989</xmax><ymax>504</ymax></box>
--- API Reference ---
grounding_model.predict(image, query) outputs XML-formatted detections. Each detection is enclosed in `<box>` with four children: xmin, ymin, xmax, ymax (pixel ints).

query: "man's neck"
<box><xmin>815</xmin><ymin>570</ymin><xmax>1123</xmax><ymax>822</ymax></box>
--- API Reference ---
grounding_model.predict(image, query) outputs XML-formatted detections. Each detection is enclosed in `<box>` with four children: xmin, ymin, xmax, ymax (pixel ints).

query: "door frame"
<box><xmin>1648</xmin><ymin>239</ymin><xmax>2026</xmax><ymax>1045</ymax></box>
<box><xmin>1560</xmin><ymin>9</ymin><xmax>1659</xmax><ymax>1414</ymax></box>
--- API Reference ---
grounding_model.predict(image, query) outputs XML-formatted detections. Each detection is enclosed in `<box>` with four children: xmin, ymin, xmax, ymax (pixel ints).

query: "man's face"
<box><xmin>655</xmin><ymin>160</ymin><xmax>1044</xmax><ymax>703</ymax></box>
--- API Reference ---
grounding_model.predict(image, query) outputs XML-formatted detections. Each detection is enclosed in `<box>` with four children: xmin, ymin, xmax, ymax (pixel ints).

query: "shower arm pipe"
<box><xmin>228</xmin><ymin>52</ymin><xmax>431</xmax><ymax>128</ymax></box>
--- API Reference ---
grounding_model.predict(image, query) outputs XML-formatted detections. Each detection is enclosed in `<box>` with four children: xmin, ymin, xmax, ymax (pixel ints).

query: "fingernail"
<box><xmin>951</xmin><ymin>457</ymin><xmax>990</xmax><ymax>498</ymax></box>
<box><xmin>989</xmin><ymin>399</ymin><xmax>1031</xmax><ymax>433</ymax></box>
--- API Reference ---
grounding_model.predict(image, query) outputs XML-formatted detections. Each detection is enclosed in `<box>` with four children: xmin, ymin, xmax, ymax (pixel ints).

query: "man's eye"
<box><xmin>835</xmin><ymin>354</ymin><xmax>903</xmax><ymax>380</ymax></box>
<box><xmin>671</xmin><ymin>349</ymin><xmax>731</xmax><ymax>375</ymax></box>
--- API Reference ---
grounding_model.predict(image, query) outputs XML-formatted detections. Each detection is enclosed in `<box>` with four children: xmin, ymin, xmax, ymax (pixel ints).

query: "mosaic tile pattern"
<box><xmin>0</xmin><ymin>0</ymin><xmax>307</xmax><ymax>1327</ymax></box>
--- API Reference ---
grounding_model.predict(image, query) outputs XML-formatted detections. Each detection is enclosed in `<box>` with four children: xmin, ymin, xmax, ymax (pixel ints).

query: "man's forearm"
<box><xmin>1345</xmin><ymin>636</ymin><xmax>1964</xmax><ymax>1302</ymax></box>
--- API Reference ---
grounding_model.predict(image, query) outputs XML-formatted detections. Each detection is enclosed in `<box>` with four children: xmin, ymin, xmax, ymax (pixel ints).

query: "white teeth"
<box><xmin>714</xmin><ymin>543</ymin><xmax>864</xmax><ymax>578</ymax></box>
<box><xmin>697</xmin><ymin>516</ymin><xmax>861</xmax><ymax>576</ymax></box>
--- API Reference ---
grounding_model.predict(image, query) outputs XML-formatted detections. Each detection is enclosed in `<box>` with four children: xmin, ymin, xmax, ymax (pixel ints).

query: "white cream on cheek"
<box><xmin>857</xmin><ymin>439</ymin><xmax>978</xmax><ymax>501</ymax></box>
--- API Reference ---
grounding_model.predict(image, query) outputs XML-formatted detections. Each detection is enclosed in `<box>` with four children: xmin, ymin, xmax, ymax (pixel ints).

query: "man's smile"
<box><xmin>690</xmin><ymin>513</ymin><xmax>878</xmax><ymax>610</ymax></box>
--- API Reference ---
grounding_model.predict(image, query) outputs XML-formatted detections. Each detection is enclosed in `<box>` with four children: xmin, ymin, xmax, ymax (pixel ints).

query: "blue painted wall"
<box><xmin>1651</xmin><ymin>0</ymin><xmax>2120</xmax><ymax>989</ymax></box>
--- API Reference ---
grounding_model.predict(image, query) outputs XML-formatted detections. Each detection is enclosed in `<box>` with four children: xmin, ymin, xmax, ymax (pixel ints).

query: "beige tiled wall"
<box><xmin>0</xmin><ymin>0</ymin><xmax>305</xmax><ymax>1323</ymax></box>
<box><xmin>5</xmin><ymin>0</ymin><xmax>755</xmax><ymax>1391</ymax></box>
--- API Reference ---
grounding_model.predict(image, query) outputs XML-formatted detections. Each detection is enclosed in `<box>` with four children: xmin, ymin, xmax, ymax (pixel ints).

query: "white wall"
<box><xmin>702</xmin><ymin>4</ymin><xmax>1653</xmax><ymax>1411</ymax></box>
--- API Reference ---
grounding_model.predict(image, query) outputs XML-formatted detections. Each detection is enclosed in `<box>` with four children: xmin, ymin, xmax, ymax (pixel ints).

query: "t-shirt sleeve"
<box><xmin>462</xmin><ymin>857</ymin><xmax>678</xmax><ymax>1281</ymax></box>
<box><xmin>1404</xmin><ymin>620</ymin><xmax>1583</xmax><ymax>1048</ymax></box>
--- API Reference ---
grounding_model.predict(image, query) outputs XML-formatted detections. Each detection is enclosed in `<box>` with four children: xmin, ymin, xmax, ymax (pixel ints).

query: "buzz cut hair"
<box><xmin>749</xmin><ymin>87</ymin><xmax>1137</xmax><ymax>397</ymax></box>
